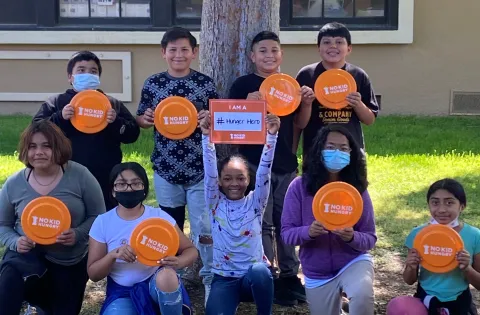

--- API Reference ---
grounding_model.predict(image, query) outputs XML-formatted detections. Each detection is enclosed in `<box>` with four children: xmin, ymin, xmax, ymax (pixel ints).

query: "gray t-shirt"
<box><xmin>0</xmin><ymin>161</ymin><xmax>106</xmax><ymax>265</ymax></box>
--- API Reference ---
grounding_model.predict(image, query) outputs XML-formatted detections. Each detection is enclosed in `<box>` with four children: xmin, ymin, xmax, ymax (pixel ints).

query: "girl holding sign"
<box><xmin>87</xmin><ymin>162</ymin><xmax>198</xmax><ymax>315</ymax></box>
<box><xmin>199</xmin><ymin>111</ymin><xmax>280</xmax><ymax>315</ymax></box>
<box><xmin>387</xmin><ymin>179</ymin><xmax>480</xmax><ymax>315</ymax></box>
<box><xmin>281</xmin><ymin>125</ymin><xmax>377</xmax><ymax>314</ymax></box>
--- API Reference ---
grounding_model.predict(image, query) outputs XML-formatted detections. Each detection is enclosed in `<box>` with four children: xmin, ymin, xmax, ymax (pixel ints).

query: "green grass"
<box><xmin>1</xmin><ymin>115</ymin><xmax>480</xmax><ymax>254</ymax></box>
<box><xmin>1</xmin><ymin>115</ymin><xmax>480</xmax><ymax>313</ymax></box>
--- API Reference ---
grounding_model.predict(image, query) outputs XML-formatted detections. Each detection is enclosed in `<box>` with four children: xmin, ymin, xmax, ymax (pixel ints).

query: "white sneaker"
<box><xmin>204</xmin><ymin>283</ymin><xmax>211</xmax><ymax>308</ymax></box>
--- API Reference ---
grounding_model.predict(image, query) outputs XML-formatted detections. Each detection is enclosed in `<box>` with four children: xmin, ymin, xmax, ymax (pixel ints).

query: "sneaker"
<box><xmin>204</xmin><ymin>283</ymin><xmax>211</xmax><ymax>308</ymax></box>
<box><xmin>273</xmin><ymin>278</ymin><xmax>298</xmax><ymax>306</ymax></box>
<box><xmin>284</xmin><ymin>276</ymin><xmax>307</xmax><ymax>303</ymax></box>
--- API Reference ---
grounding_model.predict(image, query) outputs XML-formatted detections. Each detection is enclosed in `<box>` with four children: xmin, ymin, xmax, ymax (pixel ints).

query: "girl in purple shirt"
<box><xmin>281</xmin><ymin>125</ymin><xmax>377</xmax><ymax>314</ymax></box>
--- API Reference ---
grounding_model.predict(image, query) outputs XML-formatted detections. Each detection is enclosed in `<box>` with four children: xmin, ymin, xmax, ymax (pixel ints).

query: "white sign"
<box><xmin>213</xmin><ymin>112</ymin><xmax>262</xmax><ymax>132</ymax></box>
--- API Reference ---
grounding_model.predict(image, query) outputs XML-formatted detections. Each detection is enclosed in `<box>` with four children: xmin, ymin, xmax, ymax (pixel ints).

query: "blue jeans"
<box><xmin>103</xmin><ymin>269</ymin><xmax>183</xmax><ymax>315</ymax></box>
<box><xmin>205</xmin><ymin>263</ymin><xmax>273</xmax><ymax>315</ymax></box>
<box><xmin>154</xmin><ymin>173</ymin><xmax>213</xmax><ymax>285</ymax></box>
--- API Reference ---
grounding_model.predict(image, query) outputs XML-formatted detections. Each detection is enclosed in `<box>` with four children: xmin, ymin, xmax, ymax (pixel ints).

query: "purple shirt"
<box><xmin>281</xmin><ymin>177</ymin><xmax>377</xmax><ymax>280</ymax></box>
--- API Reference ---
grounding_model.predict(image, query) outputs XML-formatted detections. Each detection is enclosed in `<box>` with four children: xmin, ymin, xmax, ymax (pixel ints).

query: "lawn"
<box><xmin>1</xmin><ymin>115</ymin><xmax>480</xmax><ymax>314</ymax></box>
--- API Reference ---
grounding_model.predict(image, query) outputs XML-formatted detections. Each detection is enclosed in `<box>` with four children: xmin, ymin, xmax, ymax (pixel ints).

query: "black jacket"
<box><xmin>33</xmin><ymin>89</ymin><xmax>140</xmax><ymax>209</ymax></box>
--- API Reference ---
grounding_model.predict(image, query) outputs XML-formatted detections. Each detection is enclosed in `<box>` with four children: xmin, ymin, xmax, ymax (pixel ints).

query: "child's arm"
<box><xmin>136</xmin><ymin>79</ymin><xmax>155</xmax><ymax>129</ymax></box>
<box><xmin>281</xmin><ymin>178</ymin><xmax>315</xmax><ymax>246</ymax></box>
<box><xmin>346</xmin><ymin>74</ymin><xmax>379</xmax><ymax>126</ymax></box>
<box><xmin>107</xmin><ymin>99</ymin><xmax>140</xmax><ymax>144</ymax></box>
<box><xmin>346</xmin><ymin>93</ymin><xmax>375</xmax><ymax>125</ymax></box>
<box><xmin>252</xmin><ymin>115</ymin><xmax>279</xmax><ymax>210</ymax></box>
<box><xmin>200</xmin><ymin>112</ymin><xmax>221</xmax><ymax>207</ymax></box>
<box><xmin>403</xmin><ymin>248</ymin><xmax>420</xmax><ymax>285</ymax></box>
<box><xmin>336</xmin><ymin>190</ymin><xmax>377</xmax><ymax>251</ymax></box>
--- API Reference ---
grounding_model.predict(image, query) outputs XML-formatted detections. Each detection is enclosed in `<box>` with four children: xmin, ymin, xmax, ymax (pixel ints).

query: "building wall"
<box><xmin>0</xmin><ymin>0</ymin><xmax>478</xmax><ymax>116</ymax></box>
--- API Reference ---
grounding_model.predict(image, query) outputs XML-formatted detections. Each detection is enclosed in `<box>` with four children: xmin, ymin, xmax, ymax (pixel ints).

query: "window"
<box><xmin>58</xmin><ymin>0</ymin><xmax>151</xmax><ymax>25</ymax></box>
<box><xmin>284</xmin><ymin>0</ymin><xmax>398</xmax><ymax>30</ymax></box>
<box><xmin>0</xmin><ymin>0</ymin><xmax>398</xmax><ymax>31</ymax></box>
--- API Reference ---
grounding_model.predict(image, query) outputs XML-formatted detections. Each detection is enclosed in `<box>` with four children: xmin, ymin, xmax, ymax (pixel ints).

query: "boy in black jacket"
<box><xmin>33</xmin><ymin>51</ymin><xmax>140</xmax><ymax>210</ymax></box>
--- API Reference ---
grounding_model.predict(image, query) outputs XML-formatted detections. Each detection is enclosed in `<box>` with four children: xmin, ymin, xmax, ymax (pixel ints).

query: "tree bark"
<box><xmin>199</xmin><ymin>0</ymin><xmax>280</xmax><ymax>159</ymax></box>
<box><xmin>182</xmin><ymin>1</ymin><xmax>281</xmax><ymax>286</ymax></box>
<box><xmin>199</xmin><ymin>0</ymin><xmax>281</xmax><ymax>98</ymax></box>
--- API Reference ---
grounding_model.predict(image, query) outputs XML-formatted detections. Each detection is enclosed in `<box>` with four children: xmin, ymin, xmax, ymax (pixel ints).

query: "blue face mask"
<box><xmin>322</xmin><ymin>149</ymin><xmax>350</xmax><ymax>172</ymax></box>
<box><xmin>72</xmin><ymin>73</ymin><xmax>100</xmax><ymax>92</ymax></box>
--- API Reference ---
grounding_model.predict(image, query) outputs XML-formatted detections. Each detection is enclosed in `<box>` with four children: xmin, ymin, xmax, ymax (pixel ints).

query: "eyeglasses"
<box><xmin>114</xmin><ymin>182</ymin><xmax>145</xmax><ymax>192</ymax></box>
<box><xmin>324</xmin><ymin>145</ymin><xmax>352</xmax><ymax>153</ymax></box>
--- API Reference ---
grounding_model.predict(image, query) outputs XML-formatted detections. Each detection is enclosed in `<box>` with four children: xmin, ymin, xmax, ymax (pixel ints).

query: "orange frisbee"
<box><xmin>21</xmin><ymin>196</ymin><xmax>71</xmax><ymax>245</ymax></box>
<box><xmin>70</xmin><ymin>90</ymin><xmax>112</xmax><ymax>134</ymax></box>
<box><xmin>314</xmin><ymin>69</ymin><xmax>357</xmax><ymax>110</ymax></box>
<box><xmin>154</xmin><ymin>96</ymin><xmax>198</xmax><ymax>140</ymax></box>
<box><xmin>413</xmin><ymin>224</ymin><xmax>464</xmax><ymax>273</ymax></box>
<box><xmin>312</xmin><ymin>181</ymin><xmax>363</xmax><ymax>230</ymax></box>
<box><xmin>259</xmin><ymin>73</ymin><xmax>301</xmax><ymax>116</ymax></box>
<box><xmin>130</xmin><ymin>218</ymin><xmax>180</xmax><ymax>266</ymax></box>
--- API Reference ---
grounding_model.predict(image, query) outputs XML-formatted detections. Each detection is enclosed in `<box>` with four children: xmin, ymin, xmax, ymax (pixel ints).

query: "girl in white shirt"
<box><xmin>199</xmin><ymin>111</ymin><xmax>279</xmax><ymax>315</ymax></box>
<box><xmin>87</xmin><ymin>162</ymin><xmax>198</xmax><ymax>315</ymax></box>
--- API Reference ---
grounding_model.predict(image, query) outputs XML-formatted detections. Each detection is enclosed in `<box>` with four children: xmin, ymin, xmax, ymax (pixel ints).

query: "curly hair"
<box><xmin>302</xmin><ymin>125</ymin><xmax>368</xmax><ymax>196</ymax></box>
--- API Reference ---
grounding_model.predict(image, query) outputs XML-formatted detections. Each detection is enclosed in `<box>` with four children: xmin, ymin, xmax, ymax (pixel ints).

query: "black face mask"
<box><xmin>115</xmin><ymin>190</ymin><xmax>146</xmax><ymax>209</ymax></box>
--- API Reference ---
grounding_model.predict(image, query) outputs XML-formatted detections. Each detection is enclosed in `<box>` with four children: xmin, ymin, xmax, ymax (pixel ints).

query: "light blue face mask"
<box><xmin>322</xmin><ymin>149</ymin><xmax>350</xmax><ymax>172</ymax></box>
<box><xmin>72</xmin><ymin>73</ymin><xmax>100</xmax><ymax>92</ymax></box>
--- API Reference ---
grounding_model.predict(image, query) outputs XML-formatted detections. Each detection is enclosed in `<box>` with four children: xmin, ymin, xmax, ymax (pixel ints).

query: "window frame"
<box><xmin>0</xmin><ymin>0</ymin><xmax>399</xmax><ymax>31</ymax></box>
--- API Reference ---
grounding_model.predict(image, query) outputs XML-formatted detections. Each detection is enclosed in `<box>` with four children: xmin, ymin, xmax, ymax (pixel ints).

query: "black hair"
<box><xmin>161</xmin><ymin>27</ymin><xmax>197</xmax><ymax>49</ymax></box>
<box><xmin>67</xmin><ymin>51</ymin><xmax>102</xmax><ymax>76</ymax></box>
<box><xmin>427</xmin><ymin>178</ymin><xmax>467</xmax><ymax>207</ymax></box>
<box><xmin>109</xmin><ymin>162</ymin><xmax>150</xmax><ymax>198</ymax></box>
<box><xmin>217</xmin><ymin>154</ymin><xmax>255</xmax><ymax>196</ymax></box>
<box><xmin>251</xmin><ymin>31</ymin><xmax>281</xmax><ymax>51</ymax></box>
<box><xmin>302</xmin><ymin>125</ymin><xmax>367</xmax><ymax>196</ymax></box>
<box><xmin>317</xmin><ymin>22</ymin><xmax>352</xmax><ymax>46</ymax></box>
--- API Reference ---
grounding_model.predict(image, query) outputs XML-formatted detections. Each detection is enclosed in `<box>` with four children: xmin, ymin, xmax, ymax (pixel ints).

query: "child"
<box><xmin>281</xmin><ymin>125</ymin><xmax>377</xmax><ymax>314</ymax></box>
<box><xmin>199</xmin><ymin>111</ymin><xmax>279</xmax><ymax>315</ymax></box>
<box><xmin>33</xmin><ymin>50</ymin><xmax>140</xmax><ymax>211</ymax></box>
<box><xmin>295</xmin><ymin>22</ymin><xmax>379</xmax><ymax>158</ymax></box>
<box><xmin>0</xmin><ymin>120</ymin><xmax>106</xmax><ymax>315</ymax></box>
<box><xmin>387</xmin><ymin>179</ymin><xmax>480</xmax><ymax>315</ymax></box>
<box><xmin>228</xmin><ymin>30</ymin><xmax>314</xmax><ymax>306</ymax></box>
<box><xmin>88</xmin><ymin>162</ymin><xmax>197</xmax><ymax>315</ymax></box>
<box><xmin>136</xmin><ymin>27</ymin><xmax>218</xmax><ymax>302</ymax></box>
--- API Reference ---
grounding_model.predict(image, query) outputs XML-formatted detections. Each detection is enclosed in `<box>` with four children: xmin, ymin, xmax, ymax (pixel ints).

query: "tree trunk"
<box><xmin>182</xmin><ymin>1</ymin><xmax>281</xmax><ymax>286</ymax></box>
<box><xmin>199</xmin><ymin>0</ymin><xmax>280</xmax><ymax>159</ymax></box>
<box><xmin>199</xmin><ymin>0</ymin><xmax>281</xmax><ymax>98</ymax></box>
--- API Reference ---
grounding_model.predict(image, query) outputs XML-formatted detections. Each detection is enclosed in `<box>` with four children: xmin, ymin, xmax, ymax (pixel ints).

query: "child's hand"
<box><xmin>158</xmin><ymin>256</ymin><xmax>180</xmax><ymax>269</ymax></box>
<box><xmin>266</xmin><ymin>114</ymin><xmax>280</xmax><ymax>135</ymax></box>
<box><xmin>457</xmin><ymin>249</ymin><xmax>471</xmax><ymax>270</ymax></box>
<box><xmin>109</xmin><ymin>244</ymin><xmax>136</xmax><ymax>263</ymax></box>
<box><xmin>346</xmin><ymin>92</ymin><xmax>362</xmax><ymax>108</ymax></box>
<box><xmin>142</xmin><ymin>108</ymin><xmax>155</xmax><ymax>126</ymax></box>
<box><xmin>405</xmin><ymin>248</ymin><xmax>421</xmax><ymax>270</ymax></box>
<box><xmin>16</xmin><ymin>236</ymin><xmax>35</xmax><ymax>254</ymax></box>
<box><xmin>300</xmin><ymin>86</ymin><xmax>315</xmax><ymax>105</ymax></box>
<box><xmin>62</xmin><ymin>104</ymin><xmax>75</xmax><ymax>120</ymax></box>
<box><xmin>247</xmin><ymin>91</ymin><xmax>263</xmax><ymax>100</ymax></box>
<box><xmin>199</xmin><ymin>110</ymin><xmax>211</xmax><ymax>135</ymax></box>
<box><xmin>308</xmin><ymin>221</ymin><xmax>328</xmax><ymax>238</ymax></box>
<box><xmin>106</xmin><ymin>109</ymin><xmax>116</xmax><ymax>123</ymax></box>
<box><xmin>332</xmin><ymin>227</ymin><xmax>354</xmax><ymax>242</ymax></box>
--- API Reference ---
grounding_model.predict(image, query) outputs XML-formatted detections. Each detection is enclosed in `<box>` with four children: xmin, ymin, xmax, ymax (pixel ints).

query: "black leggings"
<box><xmin>415</xmin><ymin>284</ymin><xmax>473</xmax><ymax>315</ymax></box>
<box><xmin>0</xmin><ymin>254</ymin><xmax>89</xmax><ymax>315</ymax></box>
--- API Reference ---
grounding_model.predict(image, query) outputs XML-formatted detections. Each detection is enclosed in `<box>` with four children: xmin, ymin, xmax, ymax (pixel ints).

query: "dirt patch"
<box><xmin>24</xmin><ymin>252</ymin><xmax>480</xmax><ymax>314</ymax></box>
